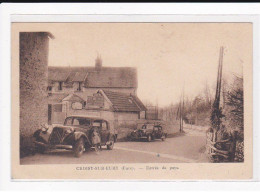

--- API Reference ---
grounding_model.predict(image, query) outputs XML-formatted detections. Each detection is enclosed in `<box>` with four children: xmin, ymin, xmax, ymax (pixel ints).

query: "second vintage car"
<box><xmin>33</xmin><ymin>116</ymin><xmax>116</xmax><ymax>157</ymax></box>
<box><xmin>127</xmin><ymin>123</ymin><xmax>167</xmax><ymax>142</ymax></box>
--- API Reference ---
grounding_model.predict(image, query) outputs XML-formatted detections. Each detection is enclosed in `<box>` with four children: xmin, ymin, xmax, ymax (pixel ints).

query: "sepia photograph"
<box><xmin>11</xmin><ymin>21</ymin><xmax>253</xmax><ymax>179</ymax></box>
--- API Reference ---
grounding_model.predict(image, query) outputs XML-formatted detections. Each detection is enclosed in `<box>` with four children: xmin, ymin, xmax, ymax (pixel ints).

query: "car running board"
<box><xmin>34</xmin><ymin>141</ymin><xmax>73</xmax><ymax>150</ymax></box>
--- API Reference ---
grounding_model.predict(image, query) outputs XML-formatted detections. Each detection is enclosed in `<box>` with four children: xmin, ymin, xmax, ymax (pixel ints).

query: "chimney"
<box><xmin>95</xmin><ymin>54</ymin><xmax>102</xmax><ymax>71</ymax></box>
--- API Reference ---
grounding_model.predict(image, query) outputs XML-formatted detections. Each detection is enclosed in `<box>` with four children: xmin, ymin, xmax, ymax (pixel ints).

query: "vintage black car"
<box><xmin>127</xmin><ymin>123</ymin><xmax>167</xmax><ymax>142</ymax></box>
<box><xmin>33</xmin><ymin>116</ymin><xmax>116</xmax><ymax>157</ymax></box>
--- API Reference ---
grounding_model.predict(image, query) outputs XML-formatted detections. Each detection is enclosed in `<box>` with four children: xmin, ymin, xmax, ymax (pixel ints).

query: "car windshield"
<box><xmin>64</xmin><ymin>117</ymin><xmax>91</xmax><ymax>127</ymax></box>
<box><xmin>93</xmin><ymin>121</ymin><xmax>101</xmax><ymax>127</ymax></box>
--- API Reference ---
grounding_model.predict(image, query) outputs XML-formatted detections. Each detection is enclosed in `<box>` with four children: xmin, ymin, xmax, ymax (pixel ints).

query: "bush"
<box><xmin>235</xmin><ymin>140</ymin><xmax>244</xmax><ymax>162</ymax></box>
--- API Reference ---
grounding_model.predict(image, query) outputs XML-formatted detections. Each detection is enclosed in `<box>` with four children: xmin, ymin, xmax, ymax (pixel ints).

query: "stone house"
<box><xmin>48</xmin><ymin>57</ymin><xmax>147</xmax><ymax>128</ymax></box>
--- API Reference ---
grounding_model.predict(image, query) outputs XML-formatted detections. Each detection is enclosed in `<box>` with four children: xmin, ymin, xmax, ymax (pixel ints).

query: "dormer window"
<box><xmin>58</xmin><ymin>82</ymin><xmax>63</xmax><ymax>91</ymax></box>
<box><xmin>77</xmin><ymin>82</ymin><xmax>82</xmax><ymax>91</ymax></box>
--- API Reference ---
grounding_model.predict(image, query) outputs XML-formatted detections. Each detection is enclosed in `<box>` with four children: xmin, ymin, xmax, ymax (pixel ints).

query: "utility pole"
<box><xmin>179</xmin><ymin>85</ymin><xmax>185</xmax><ymax>133</ymax></box>
<box><xmin>182</xmin><ymin>84</ymin><xmax>185</xmax><ymax>132</ymax></box>
<box><xmin>179</xmin><ymin>99</ymin><xmax>182</xmax><ymax>132</ymax></box>
<box><xmin>156</xmin><ymin>97</ymin><xmax>159</xmax><ymax>120</ymax></box>
<box><xmin>210</xmin><ymin>46</ymin><xmax>224</xmax><ymax>140</ymax></box>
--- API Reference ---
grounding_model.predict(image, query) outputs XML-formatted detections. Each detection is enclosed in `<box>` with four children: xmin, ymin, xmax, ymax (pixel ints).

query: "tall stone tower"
<box><xmin>19</xmin><ymin>32</ymin><xmax>54</xmax><ymax>137</ymax></box>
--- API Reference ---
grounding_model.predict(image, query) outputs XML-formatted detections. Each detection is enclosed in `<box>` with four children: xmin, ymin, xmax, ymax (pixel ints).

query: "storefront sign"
<box><xmin>71</xmin><ymin>102</ymin><xmax>83</xmax><ymax>110</ymax></box>
<box><xmin>87</xmin><ymin>94</ymin><xmax>104</xmax><ymax>108</ymax></box>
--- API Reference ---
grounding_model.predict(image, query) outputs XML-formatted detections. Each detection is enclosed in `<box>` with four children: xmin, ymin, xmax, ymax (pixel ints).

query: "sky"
<box><xmin>13</xmin><ymin>23</ymin><xmax>252</xmax><ymax>107</ymax></box>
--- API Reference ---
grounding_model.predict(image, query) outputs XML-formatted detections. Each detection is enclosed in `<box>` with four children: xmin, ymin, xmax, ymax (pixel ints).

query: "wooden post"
<box><xmin>179</xmin><ymin>101</ymin><xmax>182</xmax><ymax>132</ymax></box>
<box><xmin>230</xmin><ymin>131</ymin><xmax>238</xmax><ymax>162</ymax></box>
<box><xmin>182</xmin><ymin>87</ymin><xmax>185</xmax><ymax>132</ymax></box>
<box><xmin>211</xmin><ymin>46</ymin><xmax>224</xmax><ymax>133</ymax></box>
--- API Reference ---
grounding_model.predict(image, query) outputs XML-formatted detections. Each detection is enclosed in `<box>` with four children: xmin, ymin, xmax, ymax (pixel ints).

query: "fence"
<box><xmin>206</xmin><ymin>131</ymin><xmax>238</xmax><ymax>162</ymax></box>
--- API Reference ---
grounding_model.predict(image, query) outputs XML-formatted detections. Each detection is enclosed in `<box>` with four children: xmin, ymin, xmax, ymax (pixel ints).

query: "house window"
<box><xmin>58</xmin><ymin>82</ymin><xmax>63</xmax><ymax>91</ymax></box>
<box><xmin>47</xmin><ymin>86</ymin><xmax>52</xmax><ymax>92</ymax></box>
<box><xmin>76</xmin><ymin>82</ymin><xmax>82</xmax><ymax>91</ymax></box>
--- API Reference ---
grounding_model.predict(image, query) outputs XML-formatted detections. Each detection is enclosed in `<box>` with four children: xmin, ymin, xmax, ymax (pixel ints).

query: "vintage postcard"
<box><xmin>11</xmin><ymin>21</ymin><xmax>253</xmax><ymax>180</ymax></box>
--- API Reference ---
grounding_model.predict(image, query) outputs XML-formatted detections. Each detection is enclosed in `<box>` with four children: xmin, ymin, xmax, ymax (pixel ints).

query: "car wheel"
<box><xmin>74</xmin><ymin>138</ymin><xmax>85</xmax><ymax>158</ymax></box>
<box><xmin>107</xmin><ymin>138</ymin><xmax>115</xmax><ymax>150</ymax></box>
<box><xmin>147</xmin><ymin>134</ymin><xmax>152</xmax><ymax>142</ymax></box>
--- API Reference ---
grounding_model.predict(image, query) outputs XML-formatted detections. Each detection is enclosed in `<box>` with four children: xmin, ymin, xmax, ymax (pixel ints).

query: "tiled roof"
<box><xmin>72</xmin><ymin>72</ymin><xmax>88</xmax><ymax>82</ymax></box>
<box><xmin>102</xmin><ymin>90</ymin><xmax>146</xmax><ymax>112</ymax></box>
<box><xmin>86</xmin><ymin>68</ymin><xmax>137</xmax><ymax>88</ymax></box>
<box><xmin>48</xmin><ymin>94</ymin><xmax>85</xmax><ymax>104</ymax></box>
<box><xmin>130</xmin><ymin>95</ymin><xmax>147</xmax><ymax>111</ymax></box>
<box><xmin>48</xmin><ymin>93</ymin><xmax>68</xmax><ymax>104</ymax></box>
<box><xmin>48</xmin><ymin>66</ymin><xmax>137</xmax><ymax>88</ymax></box>
<box><xmin>48</xmin><ymin>71</ymin><xmax>70</xmax><ymax>82</ymax></box>
<box><xmin>62</xmin><ymin>94</ymin><xmax>85</xmax><ymax>103</ymax></box>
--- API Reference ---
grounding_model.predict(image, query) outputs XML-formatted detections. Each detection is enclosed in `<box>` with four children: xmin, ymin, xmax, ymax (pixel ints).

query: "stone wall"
<box><xmin>115</xmin><ymin>112</ymin><xmax>139</xmax><ymax>128</ymax></box>
<box><xmin>20</xmin><ymin>32</ymin><xmax>52</xmax><ymax>137</ymax></box>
